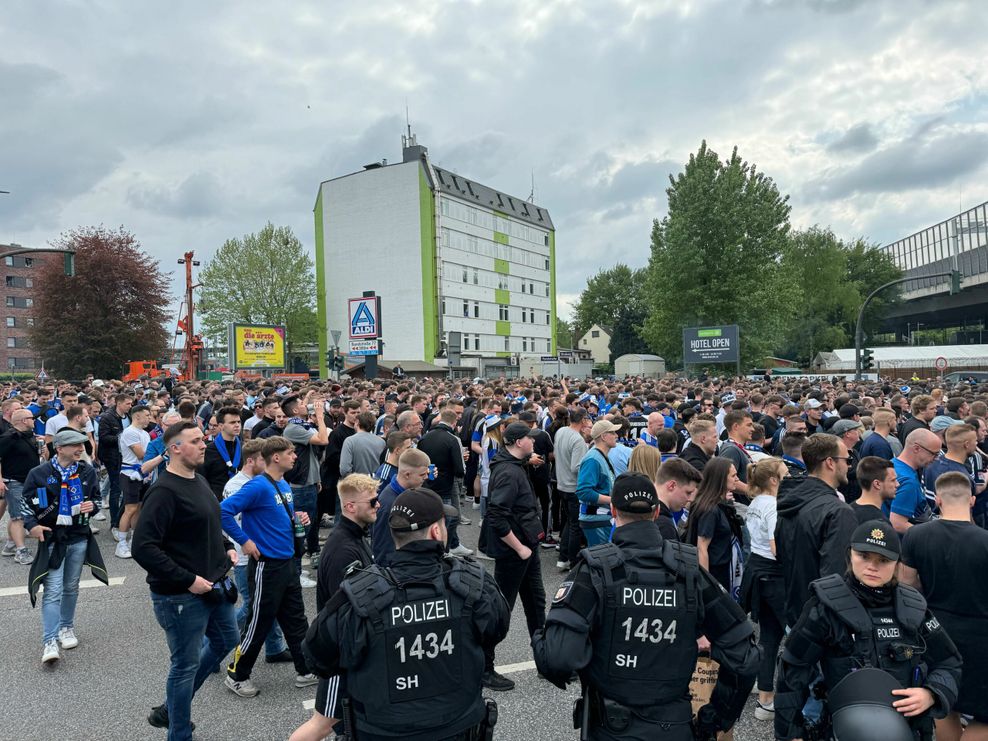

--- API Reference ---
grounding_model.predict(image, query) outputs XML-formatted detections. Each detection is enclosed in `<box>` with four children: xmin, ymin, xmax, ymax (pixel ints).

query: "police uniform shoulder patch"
<box><xmin>553</xmin><ymin>581</ymin><xmax>574</xmax><ymax>604</ymax></box>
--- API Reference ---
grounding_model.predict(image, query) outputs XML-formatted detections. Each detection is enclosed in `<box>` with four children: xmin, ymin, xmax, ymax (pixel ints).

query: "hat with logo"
<box><xmin>389</xmin><ymin>488</ymin><xmax>458</xmax><ymax>532</ymax></box>
<box><xmin>590</xmin><ymin>419</ymin><xmax>621</xmax><ymax>440</ymax></box>
<box><xmin>503</xmin><ymin>421</ymin><xmax>538</xmax><ymax>446</ymax></box>
<box><xmin>611</xmin><ymin>472</ymin><xmax>658</xmax><ymax>513</ymax></box>
<box><xmin>53</xmin><ymin>428</ymin><xmax>89</xmax><ymax>448</ymax></box>
<box><xmin>850</xmin><ymin>519</ymin><xmax>900</xmax><ymax>560</ymax></box>
<box><xmin>832</xmin><ymin>419</ymin><xmax>864</xmax><ymax>436</ymax></box>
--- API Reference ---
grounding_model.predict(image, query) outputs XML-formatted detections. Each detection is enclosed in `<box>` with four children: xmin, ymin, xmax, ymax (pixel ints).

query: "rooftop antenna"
<box><xmin>406</xmin><ymin>103</ymin><xmax>412</xmax><ymax>140</ymax></box>
<box><xmin>528</xmin><ymin>171</ymin><xmax>535</xmax><ymax>203</ymax></box>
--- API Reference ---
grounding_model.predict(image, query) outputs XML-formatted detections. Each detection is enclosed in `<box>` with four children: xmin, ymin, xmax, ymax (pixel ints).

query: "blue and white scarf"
<box><xmin>51</xmin><ymin>459</ymin><xmax>84</xmax><ymax>526</ymax></box>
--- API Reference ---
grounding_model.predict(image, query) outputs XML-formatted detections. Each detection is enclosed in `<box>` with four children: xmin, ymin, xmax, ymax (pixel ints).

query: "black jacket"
<box><xmin>317</xmin><ymin>515</ymin><xmax>373</xmax><ymax>611</ymax></box>
<box><xmin>417</xmin><ymin>423</ymin><xmax>465</xmax><ymax>498</ymax></box>
<box><xmin>198</xmin><ymin>436</ymin><xmax>243</xmax><ymax>500</ymax></box>
<box><xmin>22</xmin><ymin>460</ymin><xmax>101</xmax><ymax>536</ymax></box>
<box><xmin>97</xmin><ymin>410</ymin><xmax>125</xmax><ymax>468</ymax></box>
<box><xmin>899</xmin><ymin>416</ymin><xmax>929</xmax><ymax>445</ymax></box>
<box><xmin>775</xmin><ymin>476</ymin><xmax>858</xmax><ymax>627</ymax></box>
<box><xmin>681</xmin><ymin>443</ymin><xmax>711</xmax><ymax>473</ymax></box>
<box><xmin>481</xmin><ymin>447</ymin><xmax>543</xmax><ymax>558</ymax></box>
<box><xmin>0</xmin><ymin>428</ymin><xmax>41</xmax><ymax>482</ymax></box>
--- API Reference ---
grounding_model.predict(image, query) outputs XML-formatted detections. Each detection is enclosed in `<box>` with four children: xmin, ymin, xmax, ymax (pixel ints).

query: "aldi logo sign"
<box><xmin>349</xmin><ymin>297</ymin><xmax>381</xmax><ymax>339</ymax></box>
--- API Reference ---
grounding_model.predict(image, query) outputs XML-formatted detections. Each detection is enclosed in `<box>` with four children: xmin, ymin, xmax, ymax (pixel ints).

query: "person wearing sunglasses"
<box><xmin>290</xmin><ymin>473</ymin><xmax>379</xmax><ymax>741</ymax></box>
<box><xmin>887</xmin><ymin>429</ymin><xmax>947</xmax><ymax>535</ymax></box>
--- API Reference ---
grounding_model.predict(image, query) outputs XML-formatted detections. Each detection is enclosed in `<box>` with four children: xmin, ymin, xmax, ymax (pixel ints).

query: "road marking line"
<box><xmin>0</xmin><ymin>576</ymin><xmax>125</xmax><ymax>598</ymax></box>
<box><xmin>300</xmin><ymin>660</ymin><xmax>539</xmax><ymax>711</ymax></box>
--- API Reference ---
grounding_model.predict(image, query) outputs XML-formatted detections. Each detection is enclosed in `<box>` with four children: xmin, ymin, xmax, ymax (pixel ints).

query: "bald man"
<box><xmin>639</xmin><ymin>412</ymin><xmax>665</xmax><ymax>448</ymax></box>
<box><xmin>887</xmin><ymin>428</ymin><xmax>944</xmax><ymax>534</ymax></box>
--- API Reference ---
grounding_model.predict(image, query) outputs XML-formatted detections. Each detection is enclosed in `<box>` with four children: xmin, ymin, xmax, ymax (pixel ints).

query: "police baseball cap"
<box><xmin>53</xmin><ymin>428</ymin><xmax>89</xmax><ymax>448</ymax></box>
<box><xmin>611</xmin><ymin>472</ymin><xmax>658</xmax><ymax>513</ymax></box>
<box><xmin>503</xmin><ymin>421</ymin><xmax>538</xmax><ymax>445</ymax></box>
<box><xmin>389</xmin><ymin>488</ymin><xmax>458</xmax><ymax>532</ymax></box>
<box><xmin>850</xmin><ymin>520</ymin><xmax>900</xmax><ymax>560</ymax></box>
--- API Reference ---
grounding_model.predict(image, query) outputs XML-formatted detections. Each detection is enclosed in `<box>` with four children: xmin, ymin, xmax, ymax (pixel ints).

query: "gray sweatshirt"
<box><xmin>554</xmin><ymin>426</ymin><xmax>588</xmax><ymax>491</ymax></box>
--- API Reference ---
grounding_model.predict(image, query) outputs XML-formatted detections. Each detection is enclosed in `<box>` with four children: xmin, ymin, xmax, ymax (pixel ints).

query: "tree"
<box><xmin>555</xmin><ymin>316</ymin><xmax>575</xmax><ymax>350</ymax></box>
<box><xmin>198</xmin><ymin>223</ymin><xmax>317</xmax><ymax>357</ymax></box>
<box><xmin>778</xmin><ymin>228</ymin><xmax>902</xmax><ymax>364</ymax></box>
<box><xmin>642</xmin><ymin>141</ymin><xmax>800</xmax><ymax>369</ymax></box>
<box><xmin>571</xmin><ymin>264</ymin><xmax>646</xmax><ymax>340</ymax></box>
<box><xmin>609</xmin><ymin>304</ymin><xmax>651</xmax><ymax>360</ymax></box>
<box><xmin>30</xmin><ymin>225</ymin><xmax>169</xmax><ymax>378</ymax></box>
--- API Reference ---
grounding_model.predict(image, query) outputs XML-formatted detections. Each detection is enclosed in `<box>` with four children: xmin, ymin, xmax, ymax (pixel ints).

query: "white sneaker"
<box><xmin>299</xmin><ymin>575</ymin><xmax>317</xmax><ymax>589</ymax></box>
<box><xmin>111</xmin><ymin>527</ymin><xmax>120</xmax><ymax>540</ymax></box>
<box><xmin>556</xmin><ymin>560</ymin><xmax>571</xmax><ymax>570</ymax></box>
<box><xmin>754</xmin><ymin>701</ymin><xmax>775</xmax><ymax>721</ymax></box>
<box><xmin>93</xmin><ymin>511</ymin><xmax>106</xmax><ymax>521</ymax></box>
<box><xmin>115</xmin><ymin>540</ymin><xmax>132</xmax><ymax>559</ymax></box>
<box><xmin>472</xmin><ymin>501</ymin><xmax>480</xmax><ymax>510</ymax></box>
<box><xmin>458</xmin><ymin>516</ymin><xmax>472</xmax><ymax>525</ymax></box>
<box><xmin>90</xmin><ymin>523</ymin><xmax>100</xmax><ymax>534</ymax></box>
<box><xmin>1</xmin><ymin>540</ymin><xmax>16</xmax><ymax>556</ymax></box>
<box><xmin>224</xmin><ymin>675</ymin><xmax>259</xmax><ymax>697</ymax></box>
<box><xmin>450</xmin><ymin>544</ymin><xmax>473</xmax><ymax>557</ymax></box>
<box><xmin>58</xmin><ymin>627</ymin><xmax>79</xmax><ymax>649</ymax></box>
<box><xmin>42</xmin><ymin>640</ymin><xmax>60</xmax><ymax>664</ymax></box>
<box><xmin>295</xmin><ymin>673</ymin><xmax>319</xmax><ymax>688</ymax></box>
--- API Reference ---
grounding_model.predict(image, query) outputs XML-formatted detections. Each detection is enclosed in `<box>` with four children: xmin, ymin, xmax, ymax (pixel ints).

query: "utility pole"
<box><xmin>177</xmin><ymin>252</ymin><xmax>202</xmax><ymax>381</ymax></box>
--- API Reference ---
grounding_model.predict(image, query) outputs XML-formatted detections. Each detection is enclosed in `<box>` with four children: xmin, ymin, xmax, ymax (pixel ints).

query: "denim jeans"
<box><xmin>151</xmin><ymin>591</ymin><xmax>239</xmax><ymax>741</ymax></box>
<box><xmin>441</xmin><ymin>492</ymin><xmax>461</xmax><ymax>549</ymax></box>
<box><xmin>41</xmin><ymin>539</ymin><xmax>88</xmax><ymax>644</ymax></box>
<box><xmin>235</xmin><ymin>563</ymin><xmax>287</xmax><ymax>657</ymax></box>
<box><xmin>581</xmin><ymin>522</ymin><xmax>611</xmax><ymax>547</ymax></box>
<box><xmin>291</xmin><ymin>484</ymin><xmax>319</xmax><ymax>557</ymax></box>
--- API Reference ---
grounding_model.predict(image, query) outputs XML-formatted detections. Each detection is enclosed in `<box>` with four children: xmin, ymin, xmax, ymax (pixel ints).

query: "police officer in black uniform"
<box><xmin>532</xmin><ymin>472</ymin><xmax>760</xmax><ymax>741</ymax></box>
<box><xmin>302</xmin><ymin>488</ymin><xmax>510</xmax><ymax>741</ymax></box>
<box><xmin>774</xmin><ymin>519</ymin><xmax>962</xmax><ymax>741</ymax></box>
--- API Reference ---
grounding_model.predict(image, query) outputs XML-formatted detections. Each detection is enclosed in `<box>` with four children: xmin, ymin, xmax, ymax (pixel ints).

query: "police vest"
<box><xmin>811</xmin><ymin>575</ymin><xmax>926</xmax><ymax>688</ymax></box>
<box><xmin>581</xmin><ymin>540</ymin><xmax>700</xmax><ymax>705</ymax></box>
<box><xmin>341</xmin><ymin>557</ymin><xmax>487</xmax><ymax>736</ymax></box>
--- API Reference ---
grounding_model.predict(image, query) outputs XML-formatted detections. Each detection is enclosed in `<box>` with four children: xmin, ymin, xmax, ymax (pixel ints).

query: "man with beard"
<box><xmin>0</xmin><ymin>407</ymin><xmax>42</xmax><ymax>564</ymax></box>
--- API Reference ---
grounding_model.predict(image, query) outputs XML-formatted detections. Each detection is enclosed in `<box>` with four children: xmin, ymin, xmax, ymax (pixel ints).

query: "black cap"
<box><xmin>611</xmin><ymin>472</ymin><xmax>658</xmax><ymax>513</ymax></box>
<box><xmin>850</xmin><ymin>519</ymin><xmax>900</xmax><ymax>560</ymax></box>
<box><xmin>503</xmin><ymin>421</ymin><xmax>537</xmax><ymax>445</ymax></box>
<box><xmin>839</xmin><ymin>403</ymin><xmax>861</xmax><ymax>419</ymax></box>
<box><xmin>389</xmin><ymin>488</ymin><xmax>458</xmax><ymax>532</ymax></box>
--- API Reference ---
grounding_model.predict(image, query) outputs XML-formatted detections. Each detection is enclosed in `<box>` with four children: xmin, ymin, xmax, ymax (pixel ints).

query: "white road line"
<box><xmin>0</xmin><ymin>576</ymin><xmax>126</xmax><ymax>598</ymax></box>
<box><xmin>301</xmin><ymin>659</ymin><xmax>539</xmax><ymax>711</ymax></box>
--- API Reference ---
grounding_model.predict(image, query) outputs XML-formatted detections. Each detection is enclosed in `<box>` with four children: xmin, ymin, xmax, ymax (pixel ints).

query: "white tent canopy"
<box><xmin>814</xmin><ymin>345</ymin><xmax>988</xmax><ymax>371</ymax></box>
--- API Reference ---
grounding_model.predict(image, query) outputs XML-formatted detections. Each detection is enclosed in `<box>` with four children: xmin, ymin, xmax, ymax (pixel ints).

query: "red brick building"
<box><xmin>0</xmin><ymin>244</ymin><xmax>44</xmax><ymax>372</ymax></box>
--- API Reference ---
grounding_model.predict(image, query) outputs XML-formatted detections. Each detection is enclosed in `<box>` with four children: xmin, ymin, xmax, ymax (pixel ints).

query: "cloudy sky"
<box><xmin>3</xmin><ymin>0</ymin><xmax>986</xmax><ymax>320</ymax></box>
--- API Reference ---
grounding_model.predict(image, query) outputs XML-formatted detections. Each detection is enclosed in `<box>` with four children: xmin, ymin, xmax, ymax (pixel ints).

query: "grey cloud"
<box><xmin>806</xmin><ymin>126</ymin><xmax>988</xmax><ymax>201</ymax></box>
<box><xmin>826</xmin><ymin>123</ymin><xmax>879</xmax><ymax>154</ymax></box>
<box><xmin>127</xmin><ymin>172</ymin><xmax>224</xmax><ymax>218</ymax></box>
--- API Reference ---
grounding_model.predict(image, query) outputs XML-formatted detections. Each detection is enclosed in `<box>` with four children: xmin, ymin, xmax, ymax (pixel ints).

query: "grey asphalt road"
<box><xmin>0</xmin><ymin>509</ymin><xmax>774</xmax><ymax>741</ymax></box>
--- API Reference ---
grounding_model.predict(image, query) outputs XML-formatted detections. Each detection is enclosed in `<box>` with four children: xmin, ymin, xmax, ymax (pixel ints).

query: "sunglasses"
<box><xmin>351</xmin><ymin>497</ymin><xmax>380</xmax><ymax>507</ymax></box>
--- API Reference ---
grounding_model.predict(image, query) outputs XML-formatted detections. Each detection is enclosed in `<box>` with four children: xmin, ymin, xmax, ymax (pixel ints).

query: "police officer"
<box><xmin>302</xmin><ymin>488</ymin><xmax>510</xmax><ymax>741</ymax></box>
<box><xmin>532</xmin><ymin>472</ymin><xmax>760</xmax><ymax>741</ymax></box>
<box><xmin>774</xmin><ymin>519</ymin><xmax>962</xmax><ymax>741</ymax></box>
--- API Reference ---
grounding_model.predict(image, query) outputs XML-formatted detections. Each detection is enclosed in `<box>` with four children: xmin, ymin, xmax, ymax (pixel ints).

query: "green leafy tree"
<box><xmin>571</xmin><ymin>264</ymin><xmax>646</xmax><ymax>340</ymax></box>
<box><xmin>642</xmin><ymin>141</ymin><xmax>800</xmax><ymax>369</ymax></box>
<box><xmin>555</xmin><ymin>316</ymin><xmax>575</xmax><ymax>350</ymax></box>
<box><xmin>198</xmin><ymin>223</ymin><xmax>317</xmax><ymax>358</ymax></box>
<box><xmin>778</xmin><ymin>228</ymin><xmax>902</xmax><ymax>364</ymax></box>
<box><xmin>30</xmin><ymin>226</ymin><xmax>169</xmax><ymax>378</ymax></box>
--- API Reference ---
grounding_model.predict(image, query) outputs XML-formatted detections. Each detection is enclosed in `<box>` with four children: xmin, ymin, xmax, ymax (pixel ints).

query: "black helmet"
<box><xmin>829</xmin><ymin>667</ymin><xmax>913</xmax><ymax>741</ymax></box>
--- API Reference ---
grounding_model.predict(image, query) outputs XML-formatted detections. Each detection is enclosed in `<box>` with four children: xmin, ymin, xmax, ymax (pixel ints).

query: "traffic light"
<box><xmin>950</xmin><ymin>270</ymin><xmax>962</xmax><ymax>295</ymax></box>
<box><xmin>862</xmin><ymin>348</ymin><xmax>874</xmax><ymax>371</ymax></box>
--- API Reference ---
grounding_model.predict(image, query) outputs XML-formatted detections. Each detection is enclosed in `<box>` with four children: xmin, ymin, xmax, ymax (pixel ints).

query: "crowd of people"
<box><xmin>3</xmin><ymin>369</ymin><xmax>988</xmax><ymax>740</ymax></box>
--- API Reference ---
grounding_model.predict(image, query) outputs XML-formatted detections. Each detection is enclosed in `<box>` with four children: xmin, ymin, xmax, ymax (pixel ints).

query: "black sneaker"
<box><xmin>265</xmin><ymin>649</ymin><xmax>294</xmax><ymax>664</ymax></box>
<box><xmin>148</xmin><ymin>705</ymin><xmax>194</xmax><ymax>731</ymax></box>
<box><xmin>482</xmin><ymin>670</ymin><xmax>515</xmax><ymax>692</ymax></box>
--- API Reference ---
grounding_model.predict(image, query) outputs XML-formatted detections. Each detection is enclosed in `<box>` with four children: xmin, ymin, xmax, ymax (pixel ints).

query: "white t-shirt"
<box><xmin>745</xmin><ymin>494</ymin><xmax>777</xmax><ymax>560</ymax></box>
<box><xmin>120</xmin><ymin>426</ymin><xmax>151</xmax><ymax>481</ymax></box>
<box><xmin>46</xmin><ymin>414</ymin><xmax>95</xmax><ymax>436</ymax></box>
<box><xmin>223</xmin><ymin>470</ymin><xmax>254</xmax><ymax>566</ymax></box>
<box><xmin>243</xmin><ymin>416</ymin><xmax>263</xmax><ymax>434</ymax></box>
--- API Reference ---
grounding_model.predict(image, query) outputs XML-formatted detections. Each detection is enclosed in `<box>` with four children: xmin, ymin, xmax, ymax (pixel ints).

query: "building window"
<box><xmin>26</xmin><ymin>278</ymin><xmax>32</xmax><ymax>288</ymax></box>
<box><xmin>6</xmin><ymin>337</ymin><xmax>14</xmax><ymax>348</ymax></box>
<box><xmin>591</xmin><ymin>330</ymin><xmax>600</xmax><ymax>338</ymax></box>
<box><xmin>521</xmin><ymin>283</ymin><xmax>526</xmax><ymax>294</ymax></box>
<box><xmin>473</xmin><ymin>302</ymin><xmax>479</xmax><ymax>318</ymax></box>
<box><xmin>546</xmin><ymin>339</ymin><xmax>551</xmax><ymax>352</ymax></box>
<box><xmin>504</xmin><ymin>336</ymin><xmax>510</xmax><ymax>352</ymax></box>
<box><xmin>462</xmin><ymin>268</ymin><xmax>468</xmax><ymax>283</ymax></box>
<box><xmin>26</xmin><ymin>317</ymin><xmax>33</xmax><ymax>326</ymax></box>
<box><xmin>5</xmin><ymin>317</ymin><xmax>13</xmax><ymax>328</ymax></box>
<box><xmin>544</xmin><ymin>235</ymin><xmax>549</xmax><ymax>246</ymax></box>
<box><xmin>523</xmin><ymin>337</ymin><xmax>528</xmax><ymax>351</ymax></box>
<box><xmin>25</xmin><ymin>298</ymin><xmax>32</xmax><ymax>308</ymax></box>
<box><xmin>473</xmin><ymin>270</ymin><xmax>479</xmax><ymax>285</ymax></box>
<box><xmin>499</xmin><ymin>305</ymin><xmax>509</xmax><ymax>321</ymax></box>
<box><xmin>545</xmin><ymin>284</ymin><xmax>550</xmax><ymax>297</ymax></box>
<box><xmin>463</xmin><ymin>300</ymin><xmax>469</xmax><ymax>317</ymax></box>
<box><xmin>475</xmin><ymin>335</ymin><xmax>481</xmax><ymax>350</ymax></box>
<box><xmin>441</xmin><ymin>300</ymin><xmax>446</xmax><ymax>315</ymax></box>
<box><xmin>545</xmin><ymin>258</ymin><xmax>550</xmax><ymax>270</ymax></box>
<box><xmin>24</xmin><ymin>258</ymin><xmax>32</xmax><ymax>267</ymax></box>
<box><xmin>546</xmin><ymin>312</ymin><xmax>550</xmax><ymax>325</ymax></box>
<box><xmin>529</xmin><ymin>283</ymin><xmax>534</xmax><ymax>294</ymax></box>
<box><xmin>4</xmin><ymin>276</ymin><xmax>28</xmax><ymax>288</ymax></box>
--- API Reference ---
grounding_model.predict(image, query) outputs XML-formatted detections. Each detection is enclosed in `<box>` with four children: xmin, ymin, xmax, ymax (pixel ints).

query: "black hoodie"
<box><xmin>775</xmin><ymin>475</ymin><xmax>858</xmax><ymax>627</ymax></box>
<box><xmin>481</xmin><ymin>447</ymin><xmax>544</xmax><ymax>559</ymax></box>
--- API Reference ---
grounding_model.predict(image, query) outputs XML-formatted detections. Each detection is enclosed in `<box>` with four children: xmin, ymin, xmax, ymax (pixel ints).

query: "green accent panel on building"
<box><xmin>494</xmin><ymin>288</ymin><xmax>510</xmax><ymax>305</ymax></box>
<box><xmin>496</xmin><ymin>351</ymin><xmax>511</xmax><ymax>358</ymax></box>
<box><xmin>419</xmin><ymin>168</ymin><xmax>438</xmax><ymax>361</ymax></box>
<box><xmin>549</xmin><ymin>230</ymin><xmax>557</xmax><ymax>354</ymax></box>
<box><xmin>494</xmin><ymin>210</ymin><xmax>509</xmax><ymax>219</ymax></box>
<box><xmin>314</xmin><ymin>187</ymin><xmax>328</xmax><ymax>378</ymax></box>
<box><xmin>496</xmin><ymin>320</ymin><xmax>511</xmax><ymax>336</ymax></box>
<box><xmin>493</xmin><ymin>231</ymin><xmax>509</xmax><ymax>245</ymax></box>
<box><xmin>494</xmin><ymin>258</ymin><xmax>510</xmax><ymax>275</ymax></box>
